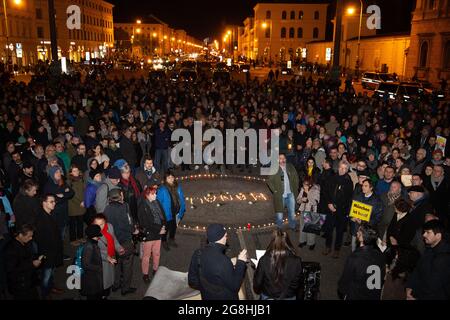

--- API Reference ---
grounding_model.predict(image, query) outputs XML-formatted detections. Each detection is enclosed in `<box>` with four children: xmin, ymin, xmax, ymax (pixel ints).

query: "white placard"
<box><xmin>287</xmin><ymin>61</ymin><xmax>292</xmax><ymax>69</ymax></box>
<box><xmin>61</xmin><ymin>57</ymin><xmax>67</xmax><ymax>74</ymax></box>
<box><xmin>50</xmin><ymin>104</ymin><xmax>59</xmax><ymax>114</ymax></box>
<box><xmin>250</xmin><ymin>250</ymin><xmax>266</xmax><ymax>269</ymax></box>
<box><xmin>325</xmin><ymin>48</ymin><xmax>332</xmax><ymax>61</ymax></box>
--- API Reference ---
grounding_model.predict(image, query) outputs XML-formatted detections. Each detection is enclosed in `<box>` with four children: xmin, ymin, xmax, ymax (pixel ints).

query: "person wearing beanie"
<box><xmin>80</xmin><ymin>224</ymin><xmax>103</xmax><ymax>300</ymax></box>
<box><xmin>188</xmin><ymin>223</ymin><xmax>248</xmax><ymax>300</ymax></box>
<box><xmin>84</xmin><ymin>167</ymin><xmax>103</xmax><ymax>225</ymax></box>
<box><xmin>94</xmin><ymin>167</ymin><xmax>121</xmax><ymax>214</ymax></box>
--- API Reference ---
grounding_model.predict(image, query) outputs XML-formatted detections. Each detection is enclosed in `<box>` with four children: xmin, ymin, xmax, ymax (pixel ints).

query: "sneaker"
<box><xmin>322</xmin><ymin>248</ymin><xmax>331</xmax><ymax>256</ymax></box>
<box><xmin>298</xmin><ymin>242</ymin><xmax>307</xmax><ymax>248</ymax></box>
<box><xmin>143</xmin><ymin>275</ymin><xmax>150</xmax><ymax>284</ymax></box>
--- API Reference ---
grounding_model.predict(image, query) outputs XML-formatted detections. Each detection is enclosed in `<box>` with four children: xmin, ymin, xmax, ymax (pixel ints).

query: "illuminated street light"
<box><xmin>262</xmin><ymin>22</ymin><xmax>268</xmax><ymax>29</ymax></box>
<box><xmin>136</xmin><ymin>19</ymin><xmax>142</xmax><ymax>24</ymax></box>
<box><xmin>136</xmin><ymin>28</ymin><xmax>141</xmax><ymax>33</ymax></box>
<box><xmin>14</xmin><ymin>0</ymin><xmax>22</xmax><ymax>5</ymax></box>
<box><xmin>152</xmin><ymin>32</ymin><xmax>157</xmax><ymax>38</ymax></box>
<box><xmin>164</xmin><ymin>35</ymin><xmax>167</xmax><ymax>40</ymax></box>
<box><xmin>227</xmin><ymin>30</ymin><xmax>231</xmax><ymax>35</ymax></box>
<box><xmin>346</xmin><ymin>7</ymin><xmax>356</xmax><ymax>15</ymax></box>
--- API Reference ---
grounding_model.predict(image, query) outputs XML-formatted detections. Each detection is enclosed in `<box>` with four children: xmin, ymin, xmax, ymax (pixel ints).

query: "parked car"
<box><xmin>178</xmin><ymin>68</ymin><xmax>197</xmax><ymax>82</ymax></box>
<box><xmin>361</xmin><ymin>72</ymin><xmax>397</xmax><ymax>90</ymax></box>
<box><xmin>374</xmin><ymin>82</ymin><xmax>424</xmax><ymax>102</ymax></box>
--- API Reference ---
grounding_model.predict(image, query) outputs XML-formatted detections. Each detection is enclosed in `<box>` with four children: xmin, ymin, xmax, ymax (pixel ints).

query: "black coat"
<box><xmin>325</xmin><ymin>173</ymin><xmax>354</xmax><ymax>216</ymax></box>
<box><xmin>71</xmin><ymin>154</ymin><xmax>88</xmax><ymax>173</ymax></box>
<box><xmin>253</xmin><ymin>252</ymin><xmax>303</xmax><ymax>299</ymax></box>
<box><xmin>409</xmin><ymin>198</ymin><xmax>433</xmax><ymax>231</ymax></box>
<box><xmin>317</xmin><ymin>168</ymin><xmax>335</xmax><ymax>213</ymax></box>
<box><xmin>34</xmin><ymin>209</ymin><xmax>63</xmax><ymax>268</ymax></box>
<box><xmin>104</xmin><ymin>201</ymin><xmax>134</xmax><ymax>244</ymax></box>
<box><xmin>137</xmin><ymin>198</ymin><xmax>166</xmax><ymax>241</ymax></box>
<box><xmin>406</xmin><ymin>240</ymin><xmax>450</xmax><ymax>300</ymax></box>
<box><xmin>5</xmin><ymin>239</ymin><xmax>38</xmax><ymax>296</ymax></box>
<box><xmin>188</xmin><ymin>243</ymin><xmax>246</xmax><ymax>300</ymax></box>
<box><xmin>423</xmin><ymin>177</ymin><xmax>450</xmax><ymax>221</ymax></box>
<box><xmin>80</xmin><ymin>239</ymin><xmax>103</xmax><ymax>296</ymax></box>
<box><xmin>119</xmin><ymin>136</ymin><xmax>137</xmax><ymax>168</ymax></box>
<box><xmin>338</xmin><ymin>245</ymin><xmax>386</xmax><ymax>300</ymax></box>
<box><xmin>386</xmin><ymin>213</ymin><xmax>418</xmax><ymax>247</ymax></box>
<box><xmin>13</xmin><ymin>193</ymin><xmax>41</xmax><ymax>228</ymax></box>
<box><xmin>43</xmin><ymin>179</ymin><xmax>75</xmax><ymax>229</ymax></box>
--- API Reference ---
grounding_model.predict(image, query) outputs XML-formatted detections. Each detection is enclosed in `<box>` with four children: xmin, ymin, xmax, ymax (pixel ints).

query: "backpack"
<box><xmin>73</xmin><ymin>244</ymin><xmax>85</xmax><ymax>276</ymax></box>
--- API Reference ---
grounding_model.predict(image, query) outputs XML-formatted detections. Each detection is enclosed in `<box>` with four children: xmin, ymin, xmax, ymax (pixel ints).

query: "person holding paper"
<box><xmin>350</xmin><ymin>179</ymin><xmax>383</xmax><ymax>252</ymax></box>
<box><xmin>253</xmin><ymin>230</ymin><xmax>303</xmax><ymax>300</ymax></box>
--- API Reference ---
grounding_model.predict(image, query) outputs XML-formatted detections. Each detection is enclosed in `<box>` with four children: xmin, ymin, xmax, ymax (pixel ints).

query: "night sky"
<box><xmin>109</xmin><ymin>0</ymin><xmax>415</xmax><ymax>41</ymax></box>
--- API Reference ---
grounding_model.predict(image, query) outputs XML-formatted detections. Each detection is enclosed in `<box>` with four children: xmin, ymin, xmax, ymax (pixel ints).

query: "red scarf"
<box><xmin>102</xmin><ymin>223</ymin><xmax>115</xmax><ymax>258</ymax></box>
<box><xmin>121</xmin><ymin>176</ymin><xmax>140</xmax><ymax>197</ymax></box>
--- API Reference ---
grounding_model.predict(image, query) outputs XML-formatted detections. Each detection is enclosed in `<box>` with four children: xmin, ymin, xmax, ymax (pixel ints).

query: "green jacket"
<box><xmin>267</xmin><ymin>163</ymin><xmax>299</xmax><ymax>213</ymax></box>
<box><xmin>68</xmin><ymin>177</ymin><xmax>85</xmax><ymax>216</ymax></box>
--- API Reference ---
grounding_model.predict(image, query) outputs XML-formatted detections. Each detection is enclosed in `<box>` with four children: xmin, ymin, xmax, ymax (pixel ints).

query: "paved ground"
<box><xmin>49</xmin><ymin>166</ymin><xmax>350</xmax><ymax>301</ymax></box>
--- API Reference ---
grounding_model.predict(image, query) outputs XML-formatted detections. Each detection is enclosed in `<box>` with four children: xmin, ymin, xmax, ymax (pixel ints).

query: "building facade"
<box><xmin>405</xmin><ymin>0</ymin><xmax>450</xmax><ymax>85</ymax></box>
<box><xmin>114</xmin><ymin>15</ymin><xmax>202</xmax><ymax>59</ymax></box>
<box><xmin>1</xmin><ymin>0</ymin><xmax>114</xmax><ymax>65</ymax></box>
<box><xmin>238</xmin><ymin>2</ymin><xmax>328</xmax><ymax>63</ymax></box>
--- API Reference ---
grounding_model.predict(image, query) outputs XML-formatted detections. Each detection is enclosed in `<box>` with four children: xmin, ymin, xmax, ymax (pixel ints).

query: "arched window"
<box><xmin>444</xmin><ymin>40</ymin><xmax>450</xmax><ymax>69</ymax></box>
<box><xmin>281</xmin><ymin>27</ymin><xmax>286</xmax><ymax>38</ymax></box>
<box><xmin>419</xmin><ymin>41</ymin><xmax>428</xmax><ymax>68</ymax></box>
<box><xmin>266</xmin><ymin>10</ymin><xmax>271</xmax><ymax>19</ymax></box>
<box><xmin>289</xmin><ymin>27</ymin><xmax>295</xmax><ymax>38</ymax></box>
<box><xmin>265</xmin><ymin>27</ymin><xmax>270</xmax><ymax>38</ymax></box>
<box><xmin>290</xmin><ymin>11</ymin><xmax>295</xmax><ymax>19</ymax></box>
<box><xmin>299</xmin><ymin>11</ymin><xmax>304</xmax><ymax>19</ymax></box>
<box><xmin>297</xmin><ymin>27</ymin><xmax>303</xmax><ymax>38</ymax></box>
<box><xmin>314</xmin><ymin>11</ymin><xmax>319</xmax><ymax>20</ymax></box>
<box><xmin>282</xmin><ymin>11</ymin><xmax>287</xmax><ymax>20</ymax></box>
<box><xmin>313</xmin><ymin>28</ymin><xmax>319</xmax><ymax>39</ymax></box>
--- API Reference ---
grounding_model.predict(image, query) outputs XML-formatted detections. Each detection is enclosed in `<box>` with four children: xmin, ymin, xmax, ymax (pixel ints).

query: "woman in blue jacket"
<box><xmin>156</xmin><ymin>171</ymin><xmax>185</xmax><ymax>251</ymax></box>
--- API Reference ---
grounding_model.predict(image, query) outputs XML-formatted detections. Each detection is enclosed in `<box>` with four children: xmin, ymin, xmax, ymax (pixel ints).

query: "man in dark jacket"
<box><xmin>154</xmin><ymin>120</ymin><xmax>171</xmax><ymax>175</ymax></box>
<box><xmin>135</xmin><ymin>155</ymin><xmax>161</xmax><ymax>189</ymax></box>
<box><xmin>34</xmin><ymin>194</ymin><xmax>64</xmax><ymax>299</ymax></box>
<box><xmin>338</xmin><ymin>224</ymin><xmax>385</xmax><ymax>300</ymax></box>
<box><xmin>423</xmin><ymin>165</ymin><xmax>450</xmax><ymax>228</ymax></box>
<box><xmin>5</xmin><ymin>224</ymin><xmax>41</xmax><ymax>300</ymax></box>
<box><xmin>323</xmin><ymin>160</ymin><xmax>354</xmax><ymax>258</ymax></box>
<box><xmin>119</xmin><ymin>127</ymin><xmax>137</xmax><ymax>169</ymax></box>
<box><xmin>81</xmin><ymin>224</ymin><xmax>104</xmax><ymax>300</ymax></box>
<box><xmin>104</xmin><ymin>188</ymin><xmax>137</xmax><ymax>296</ymax></box>
<box><xmin>13</xmin><ymin>179</ymin><xmax>40</xmax><ymax>228</ymax></box>
<box><xmin>70</xmin><ymin>143</ymin><xmax>88</xmax><ymax>173</ymax></box>
<box><xmin>406</xmin><ymin>220</ymin><xmax>450</xmax><ymax>300</ymax></box>
<box><xmin>188</xmin><ymin>224</ymin><xmax>248</xmax><ymax>300</ymax></box>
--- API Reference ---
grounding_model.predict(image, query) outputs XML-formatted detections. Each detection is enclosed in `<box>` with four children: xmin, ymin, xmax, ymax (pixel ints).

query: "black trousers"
<box><xmin>324</xmin><ymin>212</ymin><xmax>348</xmax><ymax>251</ymax></box>
<box><xmin>161</xmin><ymin>220</ymin><xmax>177</xmax><ymax>241</ymax></box>
<box><xmin>114</xmin><ymin>241</ymin><xmax>135</xmax><ymax>291</ymax></box>
<box><xmin>69</xmin><ymin>216</ymin><xmax>84</xmax><ymax>241</ymax></box>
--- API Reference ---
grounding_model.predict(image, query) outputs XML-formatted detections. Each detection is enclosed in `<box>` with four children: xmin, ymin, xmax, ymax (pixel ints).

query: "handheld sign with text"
<box><xmin>349</xmin><ymin>200</ymin><xmax>373</xmax><ymax>222</ymax></box>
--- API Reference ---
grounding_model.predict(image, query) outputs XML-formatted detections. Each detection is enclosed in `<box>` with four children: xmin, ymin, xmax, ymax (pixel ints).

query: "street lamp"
<box><xmin>136</xmin><ymin>19</ymin><xmax>141</xmax><ymax>24</ymax></box>
<box><xmin>262</xmin><ymin>20</ymin><xmax>272</xmax><ymax>65</ymax></box>
<box><xmin>2</xmin><ymin>0</ymin><xmax>23</xmax><ymax>72</ymax></box>
<box><xmin>346</xmin><ymin>1</ymin><xmax>363</xmax><ymax>76</ymax></box>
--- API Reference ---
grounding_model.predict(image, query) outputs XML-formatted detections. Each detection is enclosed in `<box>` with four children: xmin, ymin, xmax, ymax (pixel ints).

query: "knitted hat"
<box><xmin>85</xmin><ymin>224</ymin><xmax>102</xmax><ymax>239</ymax></box>
<box><xmin>206</xmin><ymin>224</ymin><xmax>227</xmax><ymax>243</ymax></box>
<box><xmin>89</xmin><ymin>167</ymin><xmax>103</xmax><ymax>180</ymax></box>
<box><xmin>107</xmin><ymin>167</ymin><xmax>121</xmax><ymax>179</ymax></box>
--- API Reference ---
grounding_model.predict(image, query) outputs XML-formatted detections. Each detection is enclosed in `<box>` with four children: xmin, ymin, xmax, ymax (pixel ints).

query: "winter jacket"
<box><xmin>352</xmin><ymin>193</ymin><xmax>384</xmax><ymax>227</ymax></box>
<box><xmin>135</xmin><ymin>166</ymin><xmax>161</xmax><ymax>189</ymax></box>
<box><xmin>80</xmin><ymin>239</ymin><xmax>103</xmax><ymax>296</ymax></box>
<box><xmin>119</xmin><ymin>176</ymin><xmax>142</xmax><ymax>222</ymax></box>
<box><xmin>137</xmin><ymin>198</ymin><xmax>166</xmax><ymax>241</ymax></box>
<box><xmin>94</xmin><ymin>179</ymin><xmax>120</xmax><ymax>214</ymax></box>
<box><xmin>253</xmin><ymin>252</ymin><xmax>303</xmax><ymax>299</ymax></box>
<box><xmin>84</xmin><ymin>181</ymin><xmax>99</xmax><ymax>209</ymax></box>
<box><xmin>324</xmin><ymin>173</ymin><xmax>354</xmax><ymax>216</ymax></box>
<box><xmin>97</xmin><ymin>223</ymin><xmax>123</xmax><ymax>290</ymax></box>
<box><xmin>68</xmin><ymin>177</ymin><xmax>85</xmax><ymax>217</ymax></box>
<box><xmin>267</xmin><ymin>163</ymin><xmax>300</xmax><ymax>213</ymax></box>
<box><xmin>154</xmin><ymin>127</ymin><xmax>171</xmax><ymax>150</ymax></box>
<box><xmin>386</xmin><ymin>212</ymin><xmax>418</xmax><ymax>247</ymax></box>
<box><xmin>423</xmin><ymin>176</ymin><xmax>450</xmax><ymax>222</ymax></box>
<box><xmin>156</xmin><ymin>184</ymin><xmax>186</xmax><ymax>222</ymax></box>
<box><xmin>297</xmin><ymin>184</ymin><xmax>320</xmax><ymax>212</ymax></box>
<box><xmin>43</xmin><ymin>179</ymin><xmax>75</xmax><ymax>228</ymax></box>
<box><xmin>119</xmin><ymin>136</ymin><xmax>137</xmax><ymax>168</ymax></box>
<box><xmin>13</xmin><ymin>193</ymin><xmax>40</xmax><ymax>228</ymax></box>
<box><xmin>5</xmin><ymin>238</ymin><xmax>38</xmax><ymax>296</ymax></box>
<box><xmin>406</xmin><ymin>240</ymin><xmax>450</xmax><ymax>300</ymax></box>
<box><xmin>34</xmin><ymin>209</ymin><xmax>63</xmax><ymax>268</ymax></box>
<box><xmin>338</xmin><ymin>245</ymin><xmax>386</xmax><ymax>300</ymax></box>
<box><xmin>317</xmin><ymin>168</ymin><xmax>335</xmax><ymax>213</ymax></box>
<box><xmin>188</xmin><ymin>243</ymin><xmax>246</xmax><ymax>300</ymax></box>
<box><xmin>104</xmin><ymin>201</ymin><xmax>134</xmax><ymax>244</ymax></box>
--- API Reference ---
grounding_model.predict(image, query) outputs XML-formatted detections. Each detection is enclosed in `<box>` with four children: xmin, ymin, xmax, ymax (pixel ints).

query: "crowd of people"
<box><xmin>0</xmin><ymin>64</ymin><xmax>449</xmax><ymax>300</ymax></box>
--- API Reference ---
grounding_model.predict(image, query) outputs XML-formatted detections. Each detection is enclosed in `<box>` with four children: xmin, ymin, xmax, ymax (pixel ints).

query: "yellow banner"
<box><xmin>349</xmin><ymin>200</ymin><xmax>373</xmax><ymax>222</ymax></box>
